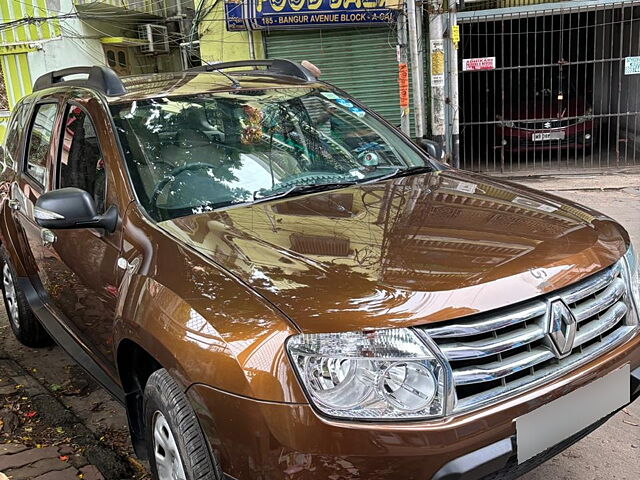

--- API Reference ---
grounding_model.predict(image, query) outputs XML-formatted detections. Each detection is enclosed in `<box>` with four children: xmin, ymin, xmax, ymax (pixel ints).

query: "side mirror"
<box><xmin>417</xmin><ymin>138</ymin><xmax>445</xmax><ymax>161</ymax></box>
<box><xmin>34</xmin><ymin>187</ymin><xmax>118</xmax><ymax>233</ymax></box>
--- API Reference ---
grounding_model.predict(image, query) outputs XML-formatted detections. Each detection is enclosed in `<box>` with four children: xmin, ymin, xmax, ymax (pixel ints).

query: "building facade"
<box><xmin>0</xmin><ymin>0</ymin><xmax>195</xmax><ymax>138</ymax></box>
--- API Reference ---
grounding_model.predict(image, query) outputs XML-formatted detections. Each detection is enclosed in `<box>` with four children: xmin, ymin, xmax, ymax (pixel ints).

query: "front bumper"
<box><xmin>188</xmin><ymin>332</ymin><xmax>640</xmax><ymax>480</ymax></box>
<box><xmin>497</xmin><ymin>121</ymin><xmax>594</xmax><ymax>152</ymax></box>
<box><xmin>434</xmin><ymin>365</ymin><xmax>640</xmax><ymax>480</ymax></box>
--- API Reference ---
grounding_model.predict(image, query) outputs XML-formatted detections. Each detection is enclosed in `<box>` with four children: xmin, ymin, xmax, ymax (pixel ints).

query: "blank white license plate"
<box><xmin>516</xmin><ymin>364</ymin><xmax>630</xmax><ymax>464</ymax></box>
<box><xmin>532</xmin><ymin>131</ymin><xmax>566</xmax><ymax>141</ymax></box>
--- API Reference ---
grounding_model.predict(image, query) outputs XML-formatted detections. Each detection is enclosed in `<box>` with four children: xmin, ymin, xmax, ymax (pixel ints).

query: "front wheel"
<box><xmin>144</xmin><ymin>369</ymin><xmax>222</xmax><ymax>480</ymax></box>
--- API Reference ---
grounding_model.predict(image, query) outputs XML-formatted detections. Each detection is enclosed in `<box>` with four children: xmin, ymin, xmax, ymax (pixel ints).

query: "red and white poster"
<box><xmin>462</xmin><ymin>57</ymin><xmax>496</xmax><ymax>71</ymax></box>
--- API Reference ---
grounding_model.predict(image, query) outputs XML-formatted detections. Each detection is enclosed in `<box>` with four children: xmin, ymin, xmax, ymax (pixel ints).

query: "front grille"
<box><xmin>513</xmin><ymin>118</ymin><xmax>579</xmax><ymax>130</ymax></box>
<box><xmin>420</xmin><ymin>260</ymin><xmax>639</xmax><ymax>414</ymax></box>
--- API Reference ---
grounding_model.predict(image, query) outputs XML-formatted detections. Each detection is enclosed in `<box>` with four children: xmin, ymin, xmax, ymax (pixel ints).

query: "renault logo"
<box><xmin>547</xmin><ymin>300</ymin><xmax>577</xmax><ymax>358</ymax></box>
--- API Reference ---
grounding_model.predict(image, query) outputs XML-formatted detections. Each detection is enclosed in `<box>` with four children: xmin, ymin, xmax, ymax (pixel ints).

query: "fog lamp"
<box><xmin>287</xmin><ymin>328</ymin><xmax>449</xmax><ymax>420</ymax></box>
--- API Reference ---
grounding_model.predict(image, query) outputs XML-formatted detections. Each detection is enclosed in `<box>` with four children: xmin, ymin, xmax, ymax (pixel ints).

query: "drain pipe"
<box><xmin>247</xmin><ymin>31</ymin><xmax>256</xmax><ymax>60</ymax></box>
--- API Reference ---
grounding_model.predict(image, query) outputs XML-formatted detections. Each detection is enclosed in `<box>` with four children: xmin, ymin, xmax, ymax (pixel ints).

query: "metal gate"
<box><xmin>457</xmin><ymin>0</ymin><xmax>640</xmax><ymax>172</ymax></box>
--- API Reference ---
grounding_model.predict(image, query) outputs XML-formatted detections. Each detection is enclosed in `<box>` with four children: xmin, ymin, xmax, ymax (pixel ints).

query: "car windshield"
<box><xmin>111</xmin><ymin>87</ymin><xmax>435</xmax><ymax>221</ymax></box>
<box><xmin>509</xmin><ymin>70</ymin><xmax>578</xmax><ymax>101</ymax></box>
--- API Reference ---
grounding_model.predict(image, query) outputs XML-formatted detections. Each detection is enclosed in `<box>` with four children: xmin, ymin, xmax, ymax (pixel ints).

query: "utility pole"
<box><xmin>427</xmin><ymin>0</ymin><xmax>446</xmax><ymax>147</ymax></box>
<box><xmin>397</xmin><ymin>11</ymin><xmax>411</xmax><ymax>136</ymax></box>
<box><xmin>447</xmin><ymin>1</ymin><xmax>461</xmax><ymax>167</ymax></box>
<box><xmin>406</xmin><ymin>0</ymin><xmax>426</xmax><ymax>139</ymax></box>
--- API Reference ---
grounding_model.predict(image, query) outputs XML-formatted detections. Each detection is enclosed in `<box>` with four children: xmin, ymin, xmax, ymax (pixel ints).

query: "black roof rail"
<box><xmin>189</xmin><ymin>59</ymin><xmax>317</xmax><ymax>82</ymax></box>
<box><xmin>33</xmin><ymin>66</ymin><xmax>127</xmax><ymax>96</ymax></box>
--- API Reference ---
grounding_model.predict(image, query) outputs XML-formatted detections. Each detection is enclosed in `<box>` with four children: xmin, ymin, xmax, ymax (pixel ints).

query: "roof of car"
<box><xmin>111</xmin><ymin>71</ymin><xmax>322</xmax><ymax>104</ymax></box>
<box><xmin>31</xmin><ymin>61</ymin><xmax>324</xmax><ymax>104</ymax></box>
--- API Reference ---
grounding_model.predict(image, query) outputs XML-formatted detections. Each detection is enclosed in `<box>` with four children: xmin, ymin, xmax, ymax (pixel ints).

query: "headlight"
<box><xmin>623</xmin><ymin>245</ymin><xmax>640</xmax><ymax>312</ymax></box>
<box><xmin>286</xmin><ymin>328</ymin><xmax>449</xmax><ymax>420</ymax></box>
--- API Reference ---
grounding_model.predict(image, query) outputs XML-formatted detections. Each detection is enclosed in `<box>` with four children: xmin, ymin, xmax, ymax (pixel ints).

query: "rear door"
<box><xmin>38</xmin><ymin>102</ymin><xmax>122</xmax><ymax>380</ymax></box>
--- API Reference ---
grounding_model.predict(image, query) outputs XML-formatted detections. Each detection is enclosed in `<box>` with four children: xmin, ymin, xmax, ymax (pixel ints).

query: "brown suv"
<box><xmin>0</xmin><ymin>63</ymin><xmax>638</xmax><ymax>480</ymax></box>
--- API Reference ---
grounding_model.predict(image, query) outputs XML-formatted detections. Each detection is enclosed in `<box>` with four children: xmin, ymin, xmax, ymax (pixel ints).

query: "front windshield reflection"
<box><xmin>111</xmin><ymin>88</ymin><xmax>430</xmax><ymax>221</ymax></box>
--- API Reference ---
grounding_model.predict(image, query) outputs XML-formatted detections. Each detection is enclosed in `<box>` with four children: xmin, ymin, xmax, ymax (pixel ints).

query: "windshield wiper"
<box><xmin>254</xmin><ymin>166</ymin><xmax>436</xmax><ymax>204</ymax></box>
<box><xmin>253</xmin><ymin>181</ymin><xmax>356</xmax><ymax>204</ymax></box>
<box><xmin>363</xmin><ymin>165</ymin><xmax>436</xmax><ymax>184</ymax></box>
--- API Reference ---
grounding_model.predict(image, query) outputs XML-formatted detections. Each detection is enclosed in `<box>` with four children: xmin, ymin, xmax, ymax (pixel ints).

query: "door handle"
<box><xmin>41</xmin><ymin>229</ymin><xmax>57</xmax><ymax>247</ymax></box>
<box><xmin>8</xmin><ymin>199</ymin><xmax>20</xmax><ymax>211</ymax></box>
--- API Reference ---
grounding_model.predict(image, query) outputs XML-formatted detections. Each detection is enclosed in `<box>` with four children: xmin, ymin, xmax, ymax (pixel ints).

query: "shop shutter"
<box><xmin>265</xmin><ymin>28</ymin><xmax>409</xmax><ymax>130</ymax></box>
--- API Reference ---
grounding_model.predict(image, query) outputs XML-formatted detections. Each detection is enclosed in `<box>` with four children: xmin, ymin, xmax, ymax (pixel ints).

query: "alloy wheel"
<box><xmin>2</xmin><ymin>263</ymin><xmax>20</xmax><ymax>330</ymax></box>
<box><xmin>152</xmin><ymin>411</ymin><xmax>187</xmax><ymax>480</ymax></box>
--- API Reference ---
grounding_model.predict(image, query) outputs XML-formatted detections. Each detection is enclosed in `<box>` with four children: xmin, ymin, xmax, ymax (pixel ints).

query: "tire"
<box><xmin>0</xmin><ymin>247</ymin><xmax>52</xmax><ymax>347</ymax></box>
<box><xmin>144</xmin><ymin>369</ymin><xmax>221</xmax><ymax>480</ymax></box>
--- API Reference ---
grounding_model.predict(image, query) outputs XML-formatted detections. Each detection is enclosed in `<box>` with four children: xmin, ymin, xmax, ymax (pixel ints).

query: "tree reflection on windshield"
<box><xmin>111</xmin><ymin>88</ymin><xmax>430</xmax><ymax>221</ymax></box>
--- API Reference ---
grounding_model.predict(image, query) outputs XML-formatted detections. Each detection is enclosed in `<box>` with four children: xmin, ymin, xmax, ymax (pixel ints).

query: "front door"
<box><xmin>12</xmin><ymin>102</ymin><xmax>60</xmax><ymax>280</ymax></box>
<box><xmin>38</xmin><ymin>103</ymin><xmax>122</xmax><ymax>380</ymax></box>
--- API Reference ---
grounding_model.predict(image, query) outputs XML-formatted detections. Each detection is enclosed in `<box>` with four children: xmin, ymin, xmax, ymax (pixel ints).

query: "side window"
<box><xmin>25</xmin><ymin>103</ymin><xmax>58</xmax><ymax>186</ymax></box>
<box><xmin>59</xmin><ymin>106</ymin><xmax>105</xmax><ymax>213</ymax></box>
<box><xmin>5</xmin><ymin>104</ymin><xmax>23</xmax><ymax>157</ymax></box>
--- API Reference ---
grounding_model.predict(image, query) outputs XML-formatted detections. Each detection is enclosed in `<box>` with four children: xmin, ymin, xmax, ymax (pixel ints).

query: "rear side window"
<box><xmin>4</xmin><ymin>104</ymin><xmax>23</xmax><ymax>157</ymax></box>
<box><xmin>25</xmin><ymin>103</ymin><xmax>58</xmax><ymax>186</ymax></box>
<box><xmin>59</xmin><ymin>105</ymin><xmax>105</xmax><ymax>213</ymax></box>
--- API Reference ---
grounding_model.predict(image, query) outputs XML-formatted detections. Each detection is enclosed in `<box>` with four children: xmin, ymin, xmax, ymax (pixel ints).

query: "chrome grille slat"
<box><xmin>572</xmin><ymin>278</ymin><xmax>625</xmax><ymax>322</ymax></box>
<box><xmin>561</xmin><ymin>262</ymin><xmax>622</xmax><ymax>304</ymax></box>
<box><xmin>574</xmin><ymin>302</ymin><xmax>628</xmax><ymax>348</ymax></box>
<box><xmin>427</xmin><ymin>301</ymin><xmax>546</xmax><ymax>338</ymax></box>
<box><xmin>440</xmin><ymin>324</ymin><xmax>546</xmax><ymax>360</ymax></box>
<box><xmin>420</xmin><ymin>260</ymin><xmax>639</xmax><ymax>414</ymax></box>
<box><xmin>453</xmin><ymin>348</ymin><xmax>554</xmax><ymax>385</ymax></box>
<box><xmin>455</xmin><ymin>325</ymin><xmax>638</xmax><ymax>413</ymax></box>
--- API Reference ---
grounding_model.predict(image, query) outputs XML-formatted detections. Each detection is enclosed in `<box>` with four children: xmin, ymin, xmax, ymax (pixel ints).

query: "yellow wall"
<box><xmin>0</xmin><ymin>112</ymin><xmax>9</xmax><ymax>142</ymax></box>
<box><xmin>0</xmin><ymin>0</ymin><xmax>61</xmax><ymax>44</ymax></box>
<box><xmin>198</xmin><ymin>2</ymin><xmax>264</xmax><ymax>62</ymax></box>
<box><xmin>0</xmin><ymin>0</ymin><xmax>61</xmax><ymax>141</ymax></box>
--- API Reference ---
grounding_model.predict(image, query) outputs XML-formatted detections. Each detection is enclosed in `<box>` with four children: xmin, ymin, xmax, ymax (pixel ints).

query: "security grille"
<box><xmin>265</xmin><ymin>28</ymin><xmax>415</xmax><ymax>130</ymax></box>
<box><xmin>458</xmin><ymin>0</ymin><xmax>640</xmax><ymax>171</ymax></box>
<box><xmin>420</xmin><ymin>259</ymin><xmax>638</xmax><ymax>413</ymax></box>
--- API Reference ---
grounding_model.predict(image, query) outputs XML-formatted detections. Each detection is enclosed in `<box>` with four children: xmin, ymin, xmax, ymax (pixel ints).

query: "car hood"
<box><xmin>159</xmin><ymin>170</ymin><xmax>628</xmax><ymax>334</ymax></box>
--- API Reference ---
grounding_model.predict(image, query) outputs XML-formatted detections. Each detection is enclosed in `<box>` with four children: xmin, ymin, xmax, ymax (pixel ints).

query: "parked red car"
<box><xmin>496</xmin><ymin>73</ymin><xmax>594</xmax><ymax>152</ymax></box>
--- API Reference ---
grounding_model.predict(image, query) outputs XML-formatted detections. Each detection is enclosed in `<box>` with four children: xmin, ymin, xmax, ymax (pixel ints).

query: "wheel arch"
<box><xmin>0</xmin><ymin>199</ymin><xmax>37</xmax><ymax>277</ymax></box>
<box><xmin>116</xmin><ymin>338</ymin><xmax>163</xmax><ymax>459</ymax></box>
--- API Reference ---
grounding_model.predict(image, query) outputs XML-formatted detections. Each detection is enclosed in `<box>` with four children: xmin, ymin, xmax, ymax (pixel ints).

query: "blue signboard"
<box><xmin>224</xmin><ymin>0</ymin><xmax>398</xmax><ymax>31</ymax></box>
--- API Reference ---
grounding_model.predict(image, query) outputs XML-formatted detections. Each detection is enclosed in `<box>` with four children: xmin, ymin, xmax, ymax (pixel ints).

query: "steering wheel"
<box><xmin>150</xmin><ymin>162</ymin><xmax>220</xmax><ymax>208</ymax></box>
